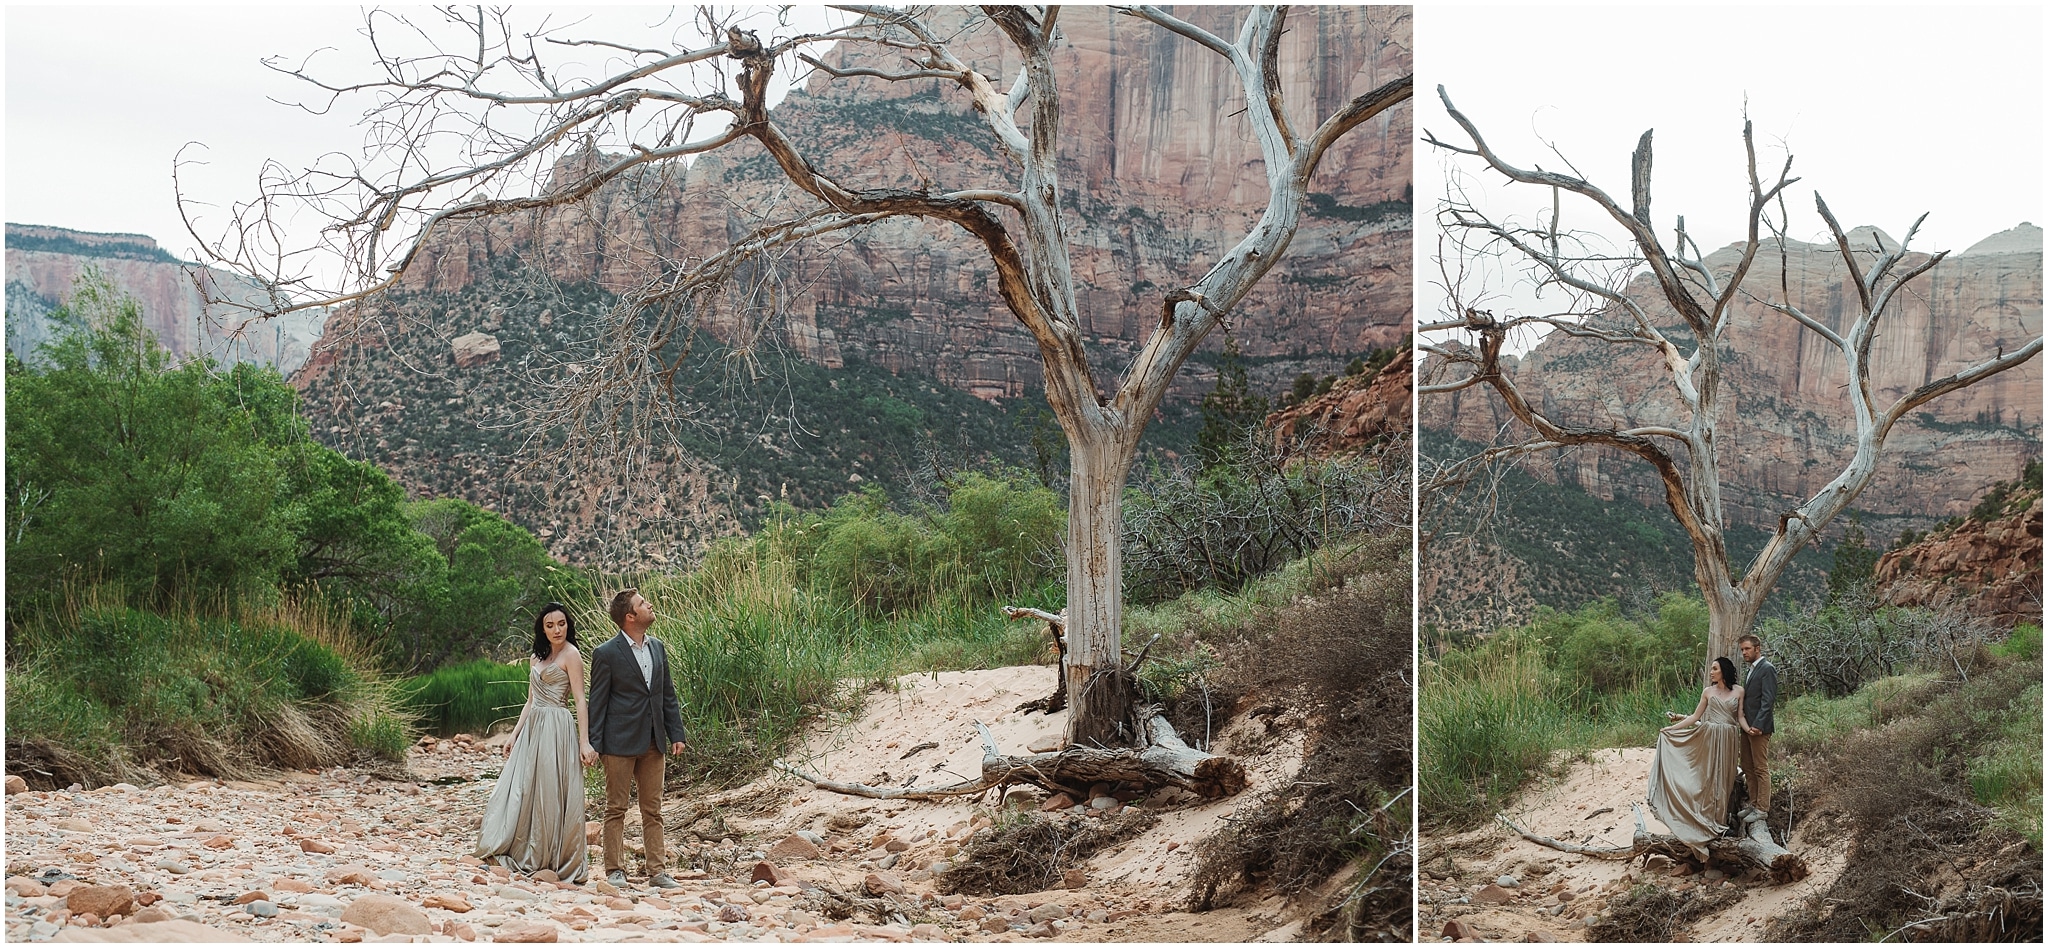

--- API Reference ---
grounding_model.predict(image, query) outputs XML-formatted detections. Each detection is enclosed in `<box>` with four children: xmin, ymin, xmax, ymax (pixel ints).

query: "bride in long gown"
<box><xmin>476</xmin><ymin>603</ymin><xmax>598</xmax><ymax>882</ymax></box>
<box><xmin>1646</xmin><ymin>655</ymin><xmax>1752</xmax><ymax>859</ymax></box>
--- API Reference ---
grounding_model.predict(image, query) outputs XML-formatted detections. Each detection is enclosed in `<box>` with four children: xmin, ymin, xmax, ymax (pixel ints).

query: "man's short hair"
<box><xmin>1737</xmin><ymin>633</ymin><xmax>1762</xmax><ymax>649</ymax></box>
<box><xmin>610</xmin><ymin>588</ymin><xmax>640</xmax><ymax>629</ymax></box>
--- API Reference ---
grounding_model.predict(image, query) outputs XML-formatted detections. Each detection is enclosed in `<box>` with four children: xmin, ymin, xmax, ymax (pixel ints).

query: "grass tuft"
<box><xmin>4</xmin><ymin>588</ymin><xmax>409</xmax><ymax>787</ymax></box>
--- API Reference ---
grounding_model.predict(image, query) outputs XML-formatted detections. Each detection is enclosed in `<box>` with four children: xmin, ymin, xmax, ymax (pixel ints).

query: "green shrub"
<box><xmin>1968</xmin><ymin>679</ymin><xmax>2043</xmax><ymax>847</ymax></box>
<box><xmin>1420</xmin><ymin>634</ymin><xmax>1579</xmax><ymax>826</ymax></box>
<box><xmin>1994</xmin><ymin>623</ymin><xmax>2042</xmax><ymax>663</ymax></box>
<box><xmin>6</xmin><ymin>273</ymin><xmax>304</xmax><ymax>609</ymax></box>
<box><xmin>1421</xmin><ymin>595</ymin><xmax>1713</xmax><ymax>827</ymax></box>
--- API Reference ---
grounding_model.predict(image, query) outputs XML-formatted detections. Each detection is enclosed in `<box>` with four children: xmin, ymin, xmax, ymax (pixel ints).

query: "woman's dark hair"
<box><xmin>1713</xmin><ymin>656</ymin><xmax>1739</xmax><ymax>691</ymax></box>
<box><xmin>532</xmin><ymin>602</ymin><xmax>579</xmax><ymax>659</ymax></box>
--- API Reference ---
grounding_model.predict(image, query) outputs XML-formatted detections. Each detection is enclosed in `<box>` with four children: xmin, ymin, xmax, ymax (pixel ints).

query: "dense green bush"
<box><xmin>395</xmin><ymin>498</ymin><xmax>591</xmax><ymax>671</ymax></box>
<box><xmin>4</xmin><ymin>274</ymin><xmax>587</xmax><ymax>675</ymax></box>
<box><xmin>6</xmin><ymin>274</ymin><xmax>305</xmax><ymax>607</ymax></box>
<box><xmin>757</xmin><ymin>468</ymin><xmax>1063</xmax><ymax>619</ymax></box>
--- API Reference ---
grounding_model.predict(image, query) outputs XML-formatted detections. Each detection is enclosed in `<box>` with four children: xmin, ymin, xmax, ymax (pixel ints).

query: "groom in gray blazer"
<box><xmin>587</xmin><ymin>588</ymin><xmax>688</xmax><ymax>889</ymax></box>
<box><xmin>1738</xmin><ymin>633</ymin><xmax>1777</xmax><ymax>814</ymax></box>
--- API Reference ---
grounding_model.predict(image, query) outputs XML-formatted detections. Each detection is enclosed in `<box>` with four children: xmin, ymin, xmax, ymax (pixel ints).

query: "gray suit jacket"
<box><xmin>586</xmin><ymin>632</ymin><xmax>688</xmax><ymax>757</ymax></box>
<box><xmin>1743</xmin><ymin>656</ymin><xmax>1777</xmax><ymax>736</ymax></box>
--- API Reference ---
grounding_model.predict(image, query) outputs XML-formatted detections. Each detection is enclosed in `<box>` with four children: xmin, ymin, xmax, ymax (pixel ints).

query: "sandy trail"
<box><xmin>5</xmin><ymin>666</ymin><xmax>1308</xmax><ymax>943</ymax></box>
<box><xmin>1419</xmin><ymin>747</ymin><xmax>1845</xmax><ymax>943</ymax></box>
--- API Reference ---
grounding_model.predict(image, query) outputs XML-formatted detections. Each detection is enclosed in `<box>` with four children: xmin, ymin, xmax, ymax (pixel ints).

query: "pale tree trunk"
<box><xmin>1063</xmin><ymin>427</ymin><xmax>1141</xmax><ymax>747</ymax></box>
<box><xmin>1701</xmin><ymin>582</ymin><xmax>1763</xmax><ymax>664</ymax></box>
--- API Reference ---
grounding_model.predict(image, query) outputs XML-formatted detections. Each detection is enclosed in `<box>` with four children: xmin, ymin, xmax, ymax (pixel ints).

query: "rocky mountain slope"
<box><xmin>1422</xmin><ymin>224</ymin><xmax>2042</xmax><ymax>535</ymax></box>
<box><xmin>294</xmin><ymin>7</ymin><xmax>1411</xmax><ymax>570</ymax></box>
<box><xmin>1267</xmin><ymin>343</ymin><xmax>1413</xmax><ymax>456</ymax></box>
<box><xmin>1874</xmin><ymin>469</ymin><xmax>2042</xmax><ymax>626</ymax></box>
<box><xmin>5</xmin><ymin>224</ymin><xmax>325</xmax><ymax>372</ymax></box>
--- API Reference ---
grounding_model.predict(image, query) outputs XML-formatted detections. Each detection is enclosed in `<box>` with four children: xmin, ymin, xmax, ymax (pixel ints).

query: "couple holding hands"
<box><xmin>473</xmin><ymin>589</ymin><xmax>689</xmax><ymax>889</ymax></box>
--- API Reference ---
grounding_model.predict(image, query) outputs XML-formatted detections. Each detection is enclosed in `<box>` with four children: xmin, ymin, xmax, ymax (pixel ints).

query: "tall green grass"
<box><xmin>1420</xmin><ymin>595</ymin><xmax>1713</xmax><ymax>828</ymax></box>
<box><xmin>401</xmin><ymin>659</ymin><xmax>532</xmax><ymax>736</ymax></box>
<box><xmin>6</xmin><ymin>587</ymin><xmax>410</xmax><ymax>787</ymax></box>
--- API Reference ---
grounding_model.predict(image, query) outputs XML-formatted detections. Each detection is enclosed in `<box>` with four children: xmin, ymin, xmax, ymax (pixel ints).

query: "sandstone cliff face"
<box><xmin>1421</xmin><ymin>225</ymin><xmax>2043</xmax><ymax>533</ymax></box>
<box><xmin>1875</xmin><ymin>491</ymin><xmax>2043</xmax><ymax>627</ymax></box>
<box><xmin>1268</xmin><ymin>345</ymin><xmax>1412</xmax><ymax>455</ymax></box>
<box><xmin>5</xmin><ymin>224</ymin><xmax>325</xmax><ymax>371</ymax></box>
<box><xmin>375</xmin><ymin>6</ymin><xmax>1411</xmax><ymax>402</ymax></box>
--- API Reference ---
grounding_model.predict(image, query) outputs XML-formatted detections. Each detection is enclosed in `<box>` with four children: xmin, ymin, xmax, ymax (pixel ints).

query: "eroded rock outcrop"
<box><xmin>1875</xmin><ymin>491</ymin><xmax>2043</xmax><ymax>626</ymax></box>
<box><xmin>1268</xmin><ymin>345</ymin><xmax>1412</xmax><ymax>456</ymax></box>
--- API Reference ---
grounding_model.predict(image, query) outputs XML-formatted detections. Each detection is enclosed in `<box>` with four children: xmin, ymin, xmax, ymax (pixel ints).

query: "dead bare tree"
<box><xmin>180</xmin><ymin>6</ymin><xmax>1411</xmax><ymax>770</ymax></box>
<box><xmin>1418</xmin><ymin>86</ymin><xmax>2042</xmax><ymax>660</ymax></box>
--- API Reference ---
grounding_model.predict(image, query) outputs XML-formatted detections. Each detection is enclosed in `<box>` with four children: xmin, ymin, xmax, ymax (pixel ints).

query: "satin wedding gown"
<box><xmin>475</xmin><ymin>660</ymin><xmax>588</xmax><ymax>882</ymax></box>
<box><xmin>1646</xmin><ymin>688</ymin><xmax>1743</xmax><ymax>859</ymax></box>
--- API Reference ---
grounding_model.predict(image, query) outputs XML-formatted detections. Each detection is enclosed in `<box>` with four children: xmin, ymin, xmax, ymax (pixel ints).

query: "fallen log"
<box><xmin>775</xmin><ymin>716</ymin><xmax>1248</xmax><ymax>802</ymax></box>
<box><xmin>1499</xmin><ymin>804</ymin><xmax>1808</xmax><ymax>884</ymax></box>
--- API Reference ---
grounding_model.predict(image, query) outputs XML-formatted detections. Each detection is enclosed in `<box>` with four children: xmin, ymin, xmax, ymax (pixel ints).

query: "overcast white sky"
<box><xmin>1413</xmin><ymin>5</ymin><xmax>2044</xmax><ymax>333</ymax></box>
<box><xmin>5</xmin><ymin>5</ymin><xmax>838</xmax><ymax>268</ymax></box>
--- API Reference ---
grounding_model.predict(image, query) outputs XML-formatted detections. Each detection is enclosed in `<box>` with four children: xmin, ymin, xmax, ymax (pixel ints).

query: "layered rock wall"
<box><xmin>6</xmin><ymin>224</ymin><xmax>324</xmax><ymax>372</ymax></box>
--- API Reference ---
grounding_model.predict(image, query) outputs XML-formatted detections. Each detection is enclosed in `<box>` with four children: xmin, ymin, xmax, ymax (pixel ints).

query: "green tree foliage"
<box><xmin>6</xmin><ymin>272</ymin><xmax>302</xmax><ymax>607</ymax></box>
<box><xmin>1195</xmin><ymin>337</ymin><xmax>1269</xmax><ymax>468</ymax></box>
<box><xmin>397</xmin><ymin>498</ymin><xmax>590</xmax><ymax>671</ymax></box>
<box><xmin>762</xmin><ymin>469</ymin><xmax>1064</xmax><ymax>618</ymax></box>
<box><xmin>1291</xmin><ymin>371</ymin><xmax>1318</xmax><ymax>404</ymax></box>
<box><xmin>5</xmin><ymin>273</ymin><xmax>579</xmax><ymax>674</ymax></box>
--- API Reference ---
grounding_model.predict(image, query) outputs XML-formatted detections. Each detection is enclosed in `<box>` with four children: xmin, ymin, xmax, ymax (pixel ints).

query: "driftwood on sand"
<box><xmin>778</xmin><ymin>603</ymin><xmax>1247</xmax><ymax>802</ymax></box>
<box><xmin>775</xmin><ymin>718</ymin><xmax>1248</xmax><ymax>803</ymax></box>
<box><xmin>1498</xmin><ymin>804</ymin><xmax>1808</xmax><ymax>884</ymax></box>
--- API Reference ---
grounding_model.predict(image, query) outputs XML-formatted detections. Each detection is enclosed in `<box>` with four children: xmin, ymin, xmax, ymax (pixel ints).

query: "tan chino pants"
<box><xmin>601</xmin><ymin>746</ymin><xmax>667</xmax><ymax>875</ymax></box>
<box><xmin>1741</xmin><ymin>731</ymin><xmax>1771</xmax><ymax>813</ymax></box>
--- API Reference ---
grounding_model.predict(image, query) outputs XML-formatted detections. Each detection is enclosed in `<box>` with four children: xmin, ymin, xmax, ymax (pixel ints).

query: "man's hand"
<box><xmin>669</xmin><ymin>742</ymin><xmax>686</xmax><ymax>755</ymax></box>
<box><xmin>1745</xmin><ymin>725</ymin><xmax>1761</xmax><ymax>736</ymax></box>
<box><xmin>1665</xmin><ymin>711</ymin><xmax>1682</xmax><ymax>721</ymax></box>
<box><xmin>581</xmin><ymin>744</ymin><xmax>599</xmax><ymax>766</ymax></box>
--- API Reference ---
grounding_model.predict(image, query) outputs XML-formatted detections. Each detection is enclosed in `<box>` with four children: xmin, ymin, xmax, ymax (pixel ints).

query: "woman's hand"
<box><xmin>580</xmin><ymin>743</ymin><xmax>599</xmax><ymax>767</ymax></box>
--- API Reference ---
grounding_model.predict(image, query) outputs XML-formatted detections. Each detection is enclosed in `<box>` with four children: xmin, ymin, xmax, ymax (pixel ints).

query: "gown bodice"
<box><xmin>1700</xmin><ymin>689</ymin><xmax>1740</xmax><ymax>727</ymax></box>
<box><xmin>529</xmin><ymin>661</ymin><xmax>572</xmax><ymax>711</ymax></box>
